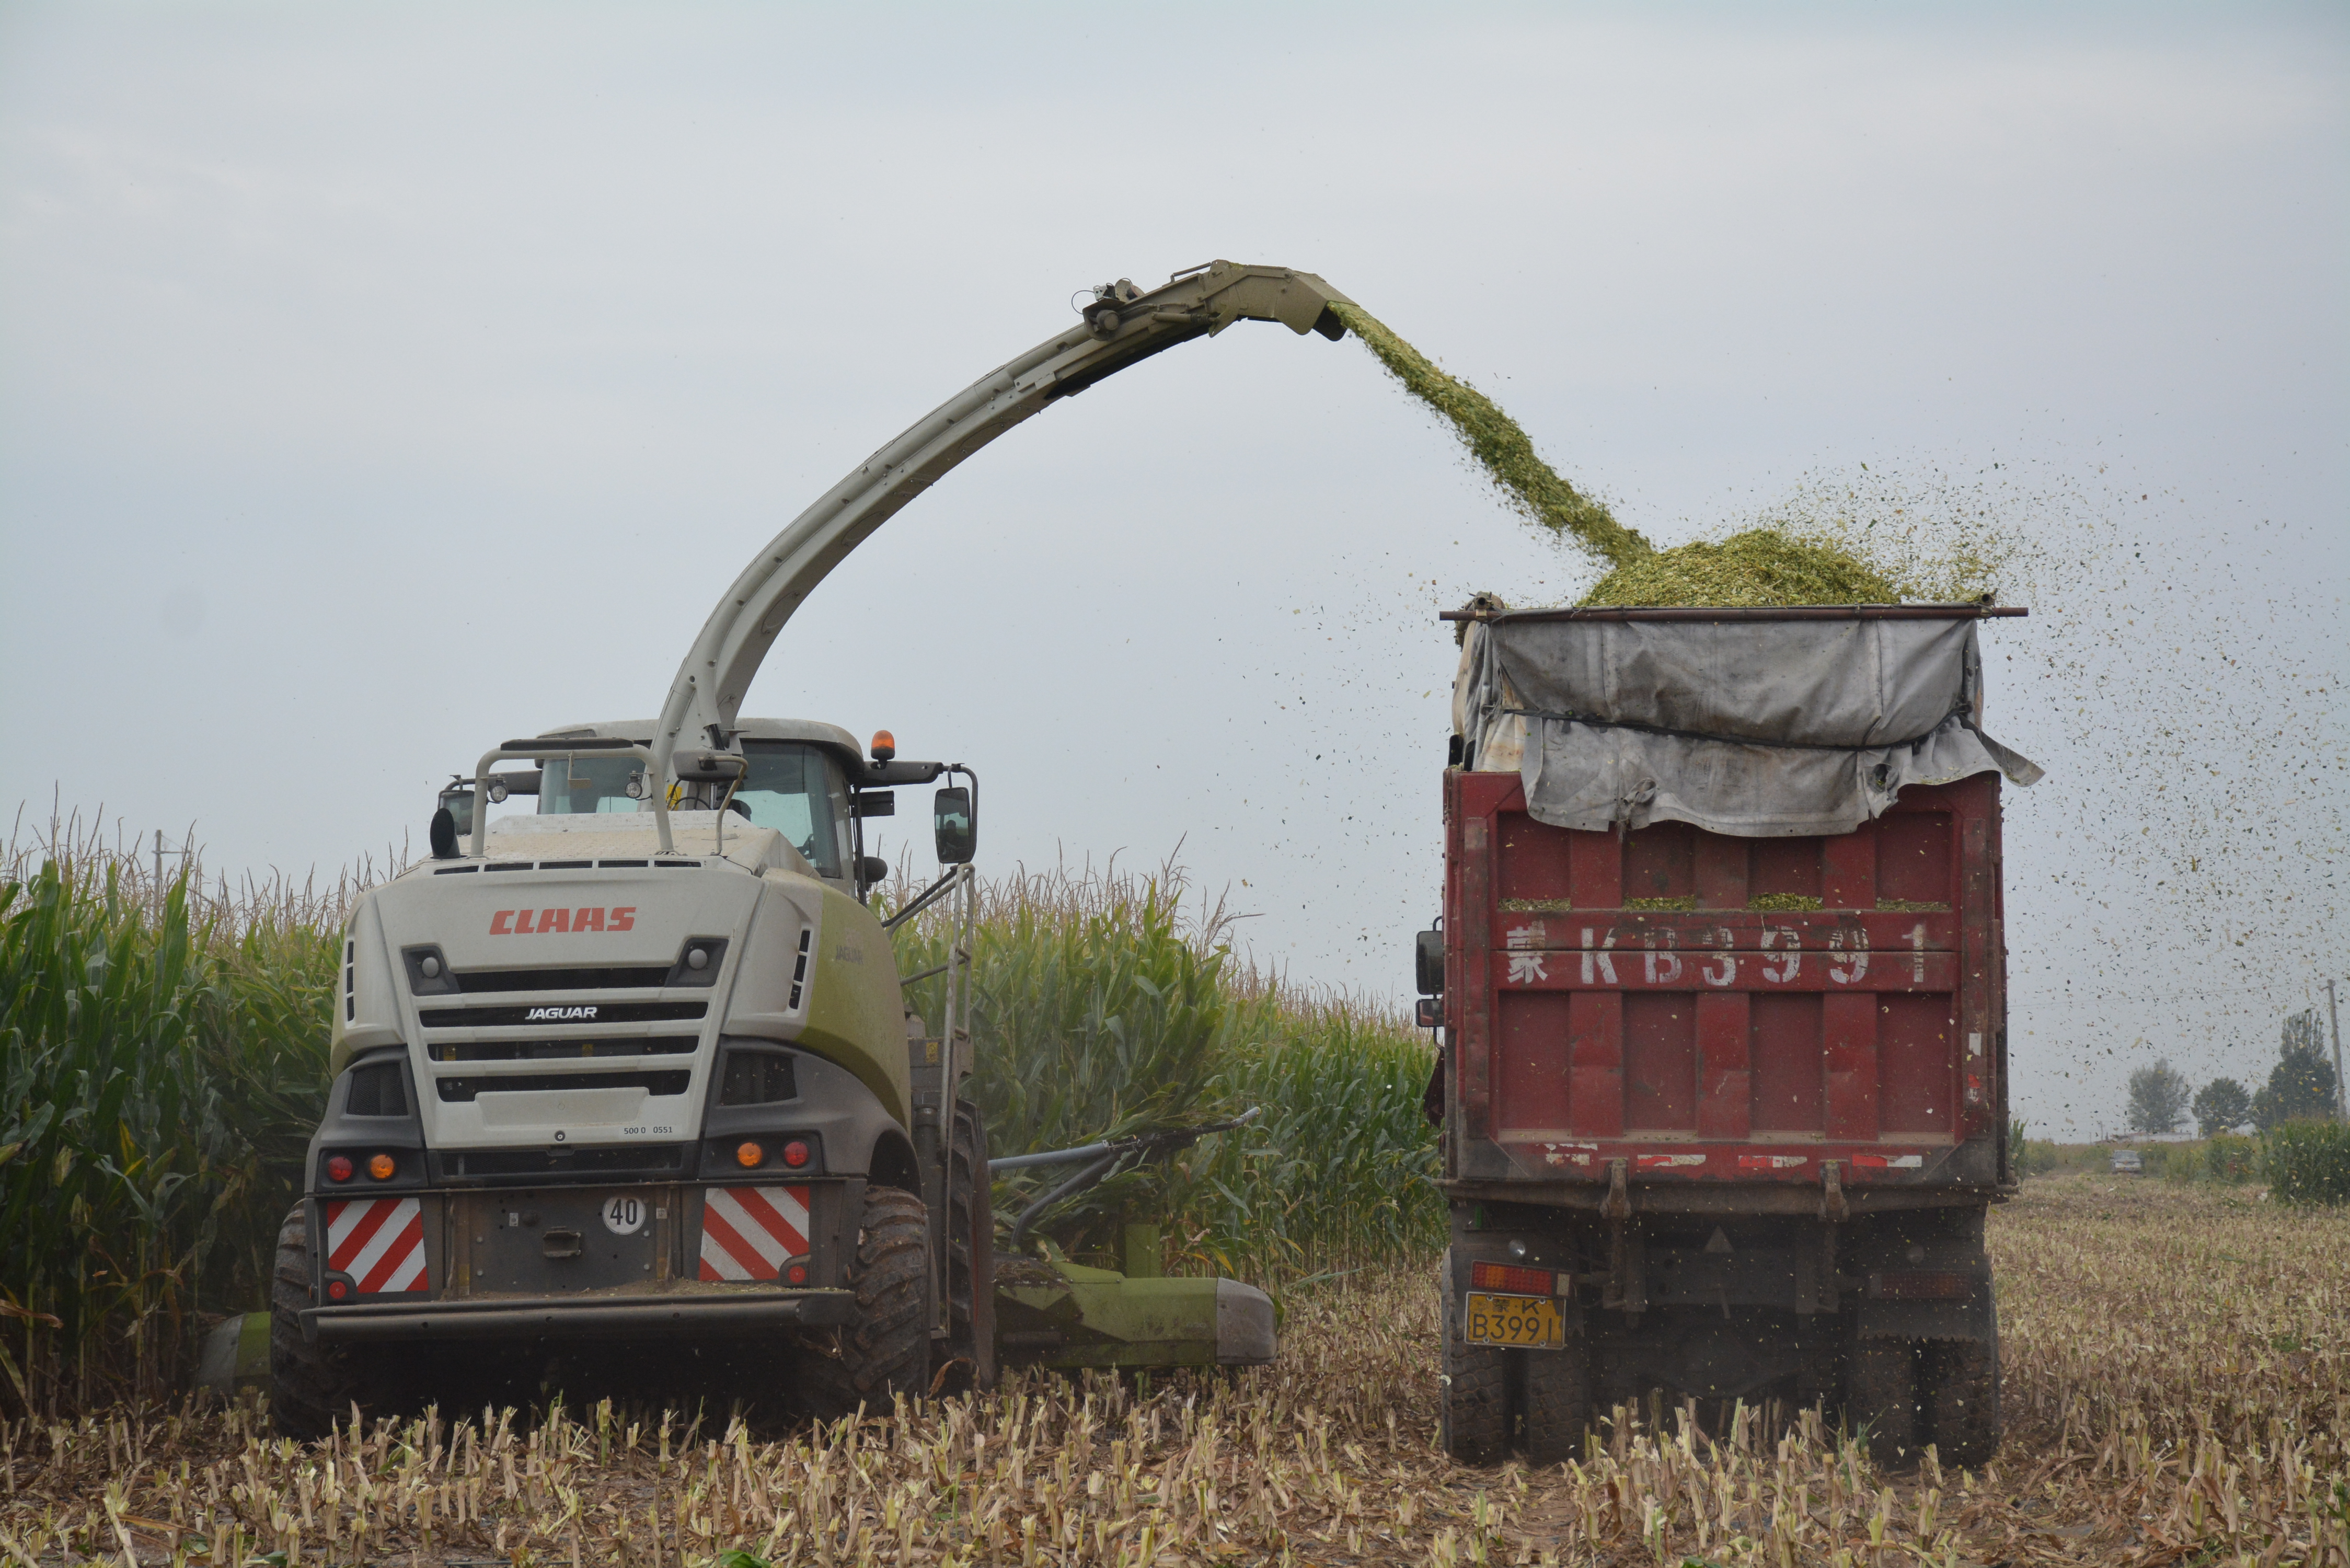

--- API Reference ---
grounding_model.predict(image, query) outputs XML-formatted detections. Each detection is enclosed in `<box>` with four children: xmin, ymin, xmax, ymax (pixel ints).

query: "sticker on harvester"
<box><xmin>326</xmin><ymin>1197</ymin><xmax>429</xmax><ymax>1295</ymax></box>
<box><xmin>697</xmin><ymin>1186</ymin><xmax>811</xmax><ymax>1282</ymax></box>
<box><xmin>603</xmin><ymin>1194</ymin><xmax>648</xmax><ymax>1236</ymax></box>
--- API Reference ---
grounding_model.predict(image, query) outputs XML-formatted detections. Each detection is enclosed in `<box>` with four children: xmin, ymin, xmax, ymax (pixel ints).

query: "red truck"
<box><xmin>1423</xmin><ymin>604</ymin><xmax>2038</xmax><ymax>1467</ymax></box>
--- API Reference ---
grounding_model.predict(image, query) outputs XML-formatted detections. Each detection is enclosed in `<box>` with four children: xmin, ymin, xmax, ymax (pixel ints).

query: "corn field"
<box><xmin>1</xmin><ymin>1172</ymin><xmax>2344</xmax><ymax>1564</ymax></box>
<box><xmin>886</xmin><ymin>861</ymin><xmax>1441</xmax><ymax>1281</ymax></box>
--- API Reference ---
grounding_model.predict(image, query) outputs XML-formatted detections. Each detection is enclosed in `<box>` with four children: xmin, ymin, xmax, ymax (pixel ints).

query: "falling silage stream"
<box><xmin>1328</xmin><ymin>299</ymin><xmax>1908</xmax><ymax>607</ymax></box>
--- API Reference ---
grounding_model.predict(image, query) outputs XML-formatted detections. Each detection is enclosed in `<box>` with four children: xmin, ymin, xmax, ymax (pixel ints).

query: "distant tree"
<box><xmin>2252</xmin><ymin>1010</ymin><xmax>2341</xmax><ymax>1129</ymax></box>
<box><xmin>2125</xmin><ymin>1057</ymin><xmax>2191</xmax><ymax>1135</ymax></box>
<box><xmin>2192</xmin><ymin>1077</ymin><xmax>2252</xmax><ymax>1137</ymax></box>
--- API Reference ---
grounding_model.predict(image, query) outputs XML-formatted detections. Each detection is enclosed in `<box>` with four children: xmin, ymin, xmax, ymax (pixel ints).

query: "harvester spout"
<box><xmin>652</xmin><ymin>260</ymin><xmax>1354</xmax><ymax>778</ymax></box>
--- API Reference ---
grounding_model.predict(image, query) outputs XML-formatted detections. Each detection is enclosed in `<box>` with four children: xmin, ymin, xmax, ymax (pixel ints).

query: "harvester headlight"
<box><xmin>326</xmin><ymin>1155</ymin><xmax>354</xmax><ymax>1183</ymax></box>
<box><xmin>687</xmin><ymin>947</ymin><xmax>710</xmax><ymax>971</ymax></box>
<box><xmin>735</xmin><ymin>1140</ymin><xmax>765</xmax><ymax>1169</ymax></box>
<box><xmin>367</xmin><ymin>1152</ymin><xmax>397</xmax><ymax>1181</ymax></box>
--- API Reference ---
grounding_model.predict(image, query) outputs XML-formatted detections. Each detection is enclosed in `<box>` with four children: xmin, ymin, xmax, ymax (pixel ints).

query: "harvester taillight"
<box><xmin>781</xmin><ymin>1139</ymin><xmax>811</xmax><ymax>1168</ymax></box>
<box><xmin>326</xmin><ymin>1155</ymin><xmax>354</xmax><ymax>1183</ymax></box>
<box><xmin>735</xmin><ymin>1140</ymin><xmax>765</xmax><ymax>1169</ymax></box>
<box><xmin>367</xmin><ymin>1153</ymin><xmax>397</xmax><ymax>1181</ymax></box>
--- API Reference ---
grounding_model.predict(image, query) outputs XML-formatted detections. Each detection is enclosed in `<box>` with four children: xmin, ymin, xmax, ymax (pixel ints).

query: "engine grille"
<box><xmin>427</xmin><ymin>1036</ymin><xmax>698</xmax><ymax>1063</ymax></box>
<box><xmin>418</xmin><ymin>1000</ymin><xmax>707</xmax><ymax>1028</ymax></box>
<box><xmin>435</xmin><ymin>1070</ymin><xmax>690</xmax><ymax>1103</ymax></box>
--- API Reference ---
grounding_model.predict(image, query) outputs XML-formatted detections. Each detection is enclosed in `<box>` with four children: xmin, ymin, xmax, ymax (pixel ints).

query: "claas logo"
<box><xmin>489</xmin><ymin>907</ymin><xmax>637</xmax><ymax>935</ymax></box>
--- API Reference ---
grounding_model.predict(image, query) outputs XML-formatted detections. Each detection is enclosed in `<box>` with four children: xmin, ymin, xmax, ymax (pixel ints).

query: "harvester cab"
<box><xmin>264</xmin><ymin>260</ymin><xmax>1349</xmax><ymax>1432</ymax></box>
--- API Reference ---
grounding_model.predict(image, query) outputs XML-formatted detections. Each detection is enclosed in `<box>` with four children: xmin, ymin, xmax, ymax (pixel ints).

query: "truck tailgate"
<box><xmin>1442</xmin><ymin>770</ymin><xmax>2006</xmax><ymax>1194</ymax></box>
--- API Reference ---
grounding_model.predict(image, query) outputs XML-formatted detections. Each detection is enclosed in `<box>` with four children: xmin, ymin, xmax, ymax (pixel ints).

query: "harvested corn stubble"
<box><xmin>6</xmin><ymin>1175</ymin><xmax>2343</xmax><ymax>1566</ymax></box>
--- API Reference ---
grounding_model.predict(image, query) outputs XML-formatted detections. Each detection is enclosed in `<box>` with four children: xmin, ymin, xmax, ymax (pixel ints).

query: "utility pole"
<box><xmin>2329</xmin><ymin>978</ymin><xmax>2345</xmax><ymax>1125</ymax></box>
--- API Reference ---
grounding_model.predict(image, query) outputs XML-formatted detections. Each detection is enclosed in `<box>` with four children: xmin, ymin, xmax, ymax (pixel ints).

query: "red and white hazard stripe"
<box><xmin>698</xmin><ymin>1186</ymin><xmax>811</xmax><ymax>1282</ymax></box>
<box><xmin>325</xmin><ymin>1196</ymin><xmax>429</xmax><ymax>1294</ymax></box>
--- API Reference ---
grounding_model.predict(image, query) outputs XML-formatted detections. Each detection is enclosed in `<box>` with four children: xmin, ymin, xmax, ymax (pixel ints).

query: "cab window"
<box><xmin>739</xmin><ymin>743</ymin><xmax>852</xmax><ymax>878</ymax></box>
<box><xmin>538</xmin><ymin>756</ymin><xmax>650</xmax><ymax>815</ymax></box>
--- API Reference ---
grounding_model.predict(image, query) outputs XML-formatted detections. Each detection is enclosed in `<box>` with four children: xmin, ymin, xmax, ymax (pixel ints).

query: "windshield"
<box><xmin>739</xmin><ymin>742</ymin><xmax>852</xmax><ymax>877</ymax></box>
<box><xmin>527</xmin><ymin>741</ymin><xmax>851</xmax><ymax>877</ymax></box>
<box><xmin>537</xmin><ymin>755</ymin><xmax>651</xmax><ymax>814</ymax></box>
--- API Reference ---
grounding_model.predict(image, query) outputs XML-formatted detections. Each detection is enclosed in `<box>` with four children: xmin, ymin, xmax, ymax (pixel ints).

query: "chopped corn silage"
<box><xmin>1332</xmin><ymin>300</ymin><xmax>1909</xmax><ymax>607</ymax></box>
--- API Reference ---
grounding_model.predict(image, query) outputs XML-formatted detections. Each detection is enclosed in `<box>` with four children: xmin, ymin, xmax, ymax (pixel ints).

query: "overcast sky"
<box><xmin>2</xmin><ymin>3</ymin><xmax>2342</xmax><ymax>1137</ymax></box>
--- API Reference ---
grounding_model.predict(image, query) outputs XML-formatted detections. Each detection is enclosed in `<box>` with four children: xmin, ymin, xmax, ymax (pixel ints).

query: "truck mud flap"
<box><xmin>304</xmin><ymin>1289</ymin><xmax>856</xmax><ymax>1343</ymax></box>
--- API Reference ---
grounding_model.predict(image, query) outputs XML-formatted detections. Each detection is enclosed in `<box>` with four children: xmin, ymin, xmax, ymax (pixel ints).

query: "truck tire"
<box><xmin>801</xmin><ymin>1185</ymin><xmax>932</xmax><ymax>1419</ymax></box>
<box><xmin>267</xmin><ymin>1203</ymin><xmax>363</xmax><ymax>1439</ymax></box>
<box><xmin>1848</xmin><ymin>1338</ymin><xmax>1922</xmax><ymax>1469</ymax></box>
<box><xmin>1517</xmin><ymin>1339</ymin><xmax>1593</xmax><ymax>1466</ymax></box>
<box><xmin>1922</xmin><ymin>1327</ymin><xmax>2000</xmax><ymax>1468</ymax></box>
<box><xmin>1438</xmin><ymin>1250</ymin><xmax>1508</xmax><ymax>1465</ymax></box>
<box><xmin>941</xmin><ymin>1102</ymin><xmax>996</xmax><ymax>1394</ymax></box>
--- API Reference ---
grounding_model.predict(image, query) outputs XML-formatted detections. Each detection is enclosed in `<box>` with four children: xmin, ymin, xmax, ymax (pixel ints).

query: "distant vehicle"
<box><xmin>2109</xmin><ymin>1149</ymin><xmax>2144</xmax><ymax>1174</ymax></box>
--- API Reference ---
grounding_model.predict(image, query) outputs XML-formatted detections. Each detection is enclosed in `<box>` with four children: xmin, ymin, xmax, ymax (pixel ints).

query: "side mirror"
<box><xmin>675</xmin><ymin>750</ymin><xmax>746</xmax><ymax>783</ymax></box>
<box><xmin>857</xmin><ymin>854</ymin><xmax>890</xmax><ymax>888</ymax></box>
<box><xmin>933</xmin><ymin>786</ymin><xmax>975</xmax><ymax>865</ymax></box>
<box><xmin>1415</xmin><ymin>928</ymin><xmax>1445</xmax><ymax>995</ymax></box>
<box><xmin>429</xmin><ymin>807</ymin><xmax>460</xmax><ymax>860</ymax></box>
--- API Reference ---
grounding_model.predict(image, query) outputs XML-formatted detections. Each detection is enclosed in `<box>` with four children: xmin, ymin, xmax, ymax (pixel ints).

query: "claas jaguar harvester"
<box><xmin>266</xmin><ymin>263</ymin><xmax>1357</xmax><ymax>1434</ymax></box>
<box><xmin>1421</xmin><ymin>603</ymin><xmax>2042</xmax><ymax>1469</ymax></box>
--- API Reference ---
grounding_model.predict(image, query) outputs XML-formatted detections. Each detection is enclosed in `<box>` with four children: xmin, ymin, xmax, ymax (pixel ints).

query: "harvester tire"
<box><xmin>801</xmin><ymin>1185</ymin><xmax>932</xmax><ymax>1419</ymax></box>
<box><xmin>1517</xmin><ymin>1340</ymin><xmax>1593</xmax><ymax>1466</ymax></box>
<box><xmin>1848</xmin><ymin>1337</ymin><xmax>1923</xmax><ymax>1469</ymax></box>
<box><xmin>1922</xmin><ymin>1325</ymin><xmax>2000</xmax><ymax>1468</ymax></box>
<box><xmin>941</xmin><ymin>1101</ymin><xmax>996</xmax><ymax>1394</ymax></box>
<box><xmin>1438</xmin><ymin>1250</ymin><xmax>1508</xmax><ymax>1465</ymax></box>
<box><xmin>267</xmin><ymin>1203</ymin><xmax>364</xmax><ymax>1439</ymax></box>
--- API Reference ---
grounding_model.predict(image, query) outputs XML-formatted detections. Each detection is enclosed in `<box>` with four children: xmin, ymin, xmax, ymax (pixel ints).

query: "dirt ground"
<box><xmin>3</xmin><ymin>1174</ymin><xmax>2345</xmax><ymax>1565</ymax></box>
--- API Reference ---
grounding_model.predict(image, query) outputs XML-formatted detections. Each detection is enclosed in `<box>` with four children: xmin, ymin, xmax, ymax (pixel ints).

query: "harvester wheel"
<box><xmin>1517</xmin><ymin>1339</ymin><xmax>1593</xmax><ymax>1466</ymax></box>
<box><xmin>267</xmin><ymin>1203</ymin><xmax>364</xmax><ymax>1439</ymax></box>
<box><xmin>1922</xmin><ymin>1324</ymin><xmax>2000</xmax><ymax>1468</ymax></box>
<box><xmin>1847</xmin><ymin>1337</ymin><xmax>1923</xmax><ymax>1469</ymax></box>
<box><xmin>941</xmin><ymin>1101</ymin><xmax>996</xmax><ymax>1394</ymax></box>
<box><xmin>801</xmin><ymin>1185</ymin><xmax>932</xmax><ymax>1420</ymax></box>
<box><xmin>1438</xmin><ymin>1250</ymin><xmax>1508</xmax><ymax>1465</ymax></box>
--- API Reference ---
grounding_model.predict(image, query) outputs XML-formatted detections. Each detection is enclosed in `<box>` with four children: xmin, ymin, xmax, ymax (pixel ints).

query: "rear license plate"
<box><xmin>1464</xmin><ymin>1290</ymin><xmax>1565</xmax><ymax>1348</ymax></box>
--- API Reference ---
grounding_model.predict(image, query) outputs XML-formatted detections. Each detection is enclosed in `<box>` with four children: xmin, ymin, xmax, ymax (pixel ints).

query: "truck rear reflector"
<box><xmin>1469</xmin><ymin>1260</ymin><xmax>1557</xmax><ymax>1297</ymax></box>
<box><xmin>1870</xmin><ymin>1270</ymin><xmax>1969</xmax><ymax>1300</ymax></box>
<box><xmin>698</xmin><ymin>1186</ymin><xmax>812</xmax><ymax>1282</ymax></box>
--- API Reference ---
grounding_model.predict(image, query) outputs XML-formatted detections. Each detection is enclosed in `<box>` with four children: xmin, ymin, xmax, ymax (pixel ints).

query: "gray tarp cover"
<box><xmin>1455</xmin><ymin>615</ymin><xmax>2042</xmax><ymax>838</ymax></box>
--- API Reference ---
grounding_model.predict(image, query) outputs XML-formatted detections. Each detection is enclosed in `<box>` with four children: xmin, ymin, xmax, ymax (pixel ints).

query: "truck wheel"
<box><xmin>801</xmin><ymin>1185</ymin><xmax>932</xmax><ymax>1419</ymax></box>
<box><xmin>1438</xmin><ymin>1250</ymin><xmax>1508</xmax><ymax>1465</ymax></box>
<box><xmin>1922</xmin><ymin>1329</ymin><xmax>2000</xmax><ymax>1468</ymax></box>
<box><xmin>1848</xmin><ymin>1338</ymin><xmax>1922</xmax><ymax>1469</ymax></box>
<box><xmin>941</xmin><ymin>1102</ymin><xmax>996</xmax><ymax>1394</ymax></box>
<box><xmin>267</xmin><ymin>1203</ymin><xmax>362</xmax><ymax>1439</ymax></box>
<box><xmin>1517</xmin><ymin>1340</ymin><xmax>1593</xmax><ymax>1466</ymax></box>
